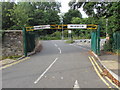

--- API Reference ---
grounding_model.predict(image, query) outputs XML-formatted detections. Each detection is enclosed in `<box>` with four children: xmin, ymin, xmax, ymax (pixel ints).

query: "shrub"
<box><xmin>103</xmin><ymin>41</ymin><xmax>112</xmax><ymax>52</ymax></box>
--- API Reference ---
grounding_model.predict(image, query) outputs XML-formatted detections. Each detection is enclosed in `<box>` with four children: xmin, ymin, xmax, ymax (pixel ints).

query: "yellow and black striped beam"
<box><xmin>25</xmin><ymin>24</ymin><xmax>98</xmax><ymax>31</ymax></box>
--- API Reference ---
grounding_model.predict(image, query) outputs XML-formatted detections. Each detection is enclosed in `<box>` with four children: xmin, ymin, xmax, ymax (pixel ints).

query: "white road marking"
<box><xmin>73</xmin><ymin>80</ymin><xmax>80</xmax><ymax>88</ymax></box>
<box><xmin>52</xmin><ymin>76</ymin><xmax>55</xmax><ymax>78</ymax></box>
<box><xmin>54</xmin><ymin>44</ymin><xmax>58</xmax><ymax>47</ymax></box>
<box><xmin>34</xmin><ymin>58</ymin><xmax>58</xmax><ymax>84</ymax></box>
<box><xmin>61</xmin><ymin>77</ymin><xmax>63</xmax><ymax>79</ymax></box>
<box><xmin>58</xmin><ymin>48</ymin><xmax>62</xmax><ymax>54</ymax></box>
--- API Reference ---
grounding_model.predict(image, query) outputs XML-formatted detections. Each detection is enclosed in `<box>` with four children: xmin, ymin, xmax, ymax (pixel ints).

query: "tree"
<box><xmin>3</xmin><ymin>1</ymin><xmax>61</xmax><ymax>30</ymax></box>
<box><xmin>63</xmin><ymin>9</ymin><xmax>82</xmax><ymax>24</ymax></box>
<box><xmin>69</xmin><ymin>1</ymin><xmax>120</xmax><ymax>52</ymax></box>
<box><xmin>2</xmin><ymin>2</ymin><xmax>15</xmax><ymax>30</ymax></box>
<box><xmin>9</xmin><ymin>2</ymin><xmax>33</xmax><ymax>29</ymax></box>
<box><xmin>71</xmin><ymin>17</ymin><xmax>81</xmax><ymax>24</ymax></box>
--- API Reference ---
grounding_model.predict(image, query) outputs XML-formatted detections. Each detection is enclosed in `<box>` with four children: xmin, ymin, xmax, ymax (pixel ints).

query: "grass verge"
<box><xmin>65</xmin><ymin>40</ymin><xmax>75</xmax><ymax>43</ymax></box>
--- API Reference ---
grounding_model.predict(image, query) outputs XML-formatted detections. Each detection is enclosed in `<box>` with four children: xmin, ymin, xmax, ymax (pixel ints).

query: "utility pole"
<box><xmin>62</xmin><ymin>22</ymin><xmax>64</xmax><ymax>40</ymax></box>
<box><xmin>61</xmin><ymin>16</ymin><xmax>64</xmax><ymax>40</ymax></box>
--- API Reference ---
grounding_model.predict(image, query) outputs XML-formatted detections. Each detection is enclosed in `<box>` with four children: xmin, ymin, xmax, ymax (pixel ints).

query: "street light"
<box><xmin>62</xmin><ymin>21</ymin><xmax>64</xmax><ymax>40</ymax></box>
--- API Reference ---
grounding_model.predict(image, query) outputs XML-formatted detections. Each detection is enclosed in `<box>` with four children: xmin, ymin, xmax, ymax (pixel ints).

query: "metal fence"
<box><xmin>26</xmin><ymin>32</ymin><xmax>35</xmax><ymax>52</ymax></box>
<box><xmin>113</xmin><ymin>31</ymin><xmax>120</xmax><ymax>50</ymax></box>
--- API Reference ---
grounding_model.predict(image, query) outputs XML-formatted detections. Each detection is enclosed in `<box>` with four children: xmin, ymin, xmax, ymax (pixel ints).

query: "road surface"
<box><xmin>2</xmin><ymin>40</ymin><xmax>115</xmax><ymax>88</ymax></box>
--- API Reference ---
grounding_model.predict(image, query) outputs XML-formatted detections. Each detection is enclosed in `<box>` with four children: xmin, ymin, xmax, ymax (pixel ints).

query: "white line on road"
<box><xmin>34</xmin><ymin>58</ymin><xmax>58</xmax><ymax>84</ymax></box>
<box><xmin>58</xmin><ymin>48</ymin><xmax>61</xmax><ymax>54</ymax></box>
<box><xmin>54</xmin><ymin>44</ymin><xmax>58</xmax><ymax>47</ymax></box>
<box><xmin>73</xmin><ymin>80</ymin><xmax>80</xmax><ymax>88</ymax></box>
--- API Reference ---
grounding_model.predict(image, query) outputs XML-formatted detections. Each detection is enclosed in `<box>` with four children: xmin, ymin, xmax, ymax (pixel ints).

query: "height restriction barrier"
<box><xmin>23</xmin><ymin>24</ymin><xmax>100</xmax><ymax>56</ymax></box>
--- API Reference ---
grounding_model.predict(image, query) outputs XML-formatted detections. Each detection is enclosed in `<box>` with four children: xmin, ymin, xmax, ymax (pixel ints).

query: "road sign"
<box><xmin>67</xmin><ymin>24</ymin><xmax>87</xmax><ymax>29</ymax></box>
<box><xmin>34</xmin><ymin>25</ymin><xmax>50</xmax><ymax>30</ymax></box>
<box><xmin>68</xmin><ymin>30</ymin><xmax>72</xmax><ymax>33</ymax></box>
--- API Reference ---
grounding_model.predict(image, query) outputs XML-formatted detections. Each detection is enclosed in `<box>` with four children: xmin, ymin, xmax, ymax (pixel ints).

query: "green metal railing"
<box><xmin>113</xmin><ymin>31</ymin><xmax>120</xmax><ymax>50</ymax></box>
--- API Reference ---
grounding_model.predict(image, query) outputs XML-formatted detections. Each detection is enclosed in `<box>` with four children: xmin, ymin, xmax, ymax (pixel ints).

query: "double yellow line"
<box><xmin>0</xmin><ymin>57</ymin><xmax>30</xmax><ymax>70</ymax></box>
<box><xmin>88</xmin><ymin>56</ymin><xmax>120</xmax><ymax>89</ymax></box>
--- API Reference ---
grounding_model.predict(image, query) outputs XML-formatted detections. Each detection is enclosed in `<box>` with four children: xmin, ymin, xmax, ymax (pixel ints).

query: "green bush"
<box><xmin>103</xmin><ymin>41</ymin><xmax>112</xmax><ymax>52</ymax></box>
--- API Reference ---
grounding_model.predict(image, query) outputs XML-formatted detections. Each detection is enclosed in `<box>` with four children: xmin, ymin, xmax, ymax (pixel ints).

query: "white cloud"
<box><xmin>57</xmin><ymin>0</ymin><xmax>71</xmax><ymax>13</ymax></box>
<box><xmin>57</xmin><ymin>0</ymin><xmax>88</xmax><ymax>18</ymax></box>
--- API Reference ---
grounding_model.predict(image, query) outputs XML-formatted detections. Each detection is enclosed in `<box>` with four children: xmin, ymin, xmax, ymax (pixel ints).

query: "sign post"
<box><xmin>68</xmin><ymin>30</ymin><xmax>72</xmax><ymax>41</ymax></box>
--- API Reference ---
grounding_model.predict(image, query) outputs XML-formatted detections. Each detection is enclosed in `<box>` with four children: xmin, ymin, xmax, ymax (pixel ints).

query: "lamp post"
<box><xmin>60</xmin><ymin>17</ymin><xmax>64</xmax><ymax>40</ymax></box>
<box><xmin>62</xmin><ymin>21</ymin><xmax>64</xmax><ymax>40</ymax></box>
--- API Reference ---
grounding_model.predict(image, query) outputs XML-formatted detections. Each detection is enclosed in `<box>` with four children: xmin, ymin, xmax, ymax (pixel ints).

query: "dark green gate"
<box><xmin>23</xmin><ymin>28</ymin><xmax>36</xmax><ymax>56</ymax></box>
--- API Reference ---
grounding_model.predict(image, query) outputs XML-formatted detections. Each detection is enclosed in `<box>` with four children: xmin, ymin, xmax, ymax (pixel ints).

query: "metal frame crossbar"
<box><xmin>25</xmin><ymin>24</ymin><xmax>98</xmax><ymax>31</ymax></box>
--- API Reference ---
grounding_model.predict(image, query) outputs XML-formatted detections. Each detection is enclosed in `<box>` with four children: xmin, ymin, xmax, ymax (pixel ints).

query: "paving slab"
<box><xmin>99</xmin><ymin>52</ymin><xmax>120</xmax><ymax>77</ymax></box>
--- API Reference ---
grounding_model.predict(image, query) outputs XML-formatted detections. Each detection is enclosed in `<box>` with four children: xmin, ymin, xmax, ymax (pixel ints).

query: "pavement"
<box><xmin>75</xmin><ymin>39</ymin><xmax>120</xmax><ymax>87</ymax></box>
<box><xmin>99</xmin><ymin>51</ymin><xmax>120</xmax><ymax>77</ymax></box>
<box><xmin>76</xmin><ymin>39</ymin><xmax>120</xmax><ymax>75</ymax></box>
<box><xmin>1</xmin><ymin>40</ymin><xmax>120</xmax><ymax>88</ymax></box>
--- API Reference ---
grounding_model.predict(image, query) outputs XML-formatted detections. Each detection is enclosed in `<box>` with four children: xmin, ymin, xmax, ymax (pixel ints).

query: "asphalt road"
<box><xmin>2</xmin><ymin>40</ymin><xmax>115</xmax><ymax>88</ymax></box>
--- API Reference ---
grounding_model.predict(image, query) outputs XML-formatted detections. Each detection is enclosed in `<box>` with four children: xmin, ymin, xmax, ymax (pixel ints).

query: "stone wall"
<box><xmin>2</xmin><ymin>30</ymin><xmax>24</xmax><ymax>58</ymax></box>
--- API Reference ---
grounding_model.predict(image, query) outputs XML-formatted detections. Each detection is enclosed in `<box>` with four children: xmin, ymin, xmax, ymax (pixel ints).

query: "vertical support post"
<box><xmin>97</xmin><ymin>25</ymin><xmax>100</xmax><ymax>55</ymax></box>
<box><xmin>91</xmin><ymin>24</ymin><xmax>100</xmax><ymax>55</ymax></box>
<box><xmin>91</xmin><ymin>31</ymin><xmax>97</xmax><ymax>54</ymax></box>
<box><xmin>62</xmin><ymin>23</ymin><xmax>64</xmax><ymax>40</ymax></box>
<box><xmin>95</xmin><ymin>31</ymin><xmax>97</xmax><ymax>54</ymax></box>
<box><xmin>23</xmin><ymin>27</ymin><xmax>27</xmax><ymax>57</ymax></box>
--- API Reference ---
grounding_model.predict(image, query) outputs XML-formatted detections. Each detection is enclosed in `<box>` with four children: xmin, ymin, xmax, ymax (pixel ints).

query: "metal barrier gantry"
<box><xmin>23</xmin><ymin>24</ymin><xmax>100</xmax><ymax>57</ymax></box>
<box><xmin>25</xmin><ymin>24</ymin><xmax>98</xmax><ymax>31</ymax></box>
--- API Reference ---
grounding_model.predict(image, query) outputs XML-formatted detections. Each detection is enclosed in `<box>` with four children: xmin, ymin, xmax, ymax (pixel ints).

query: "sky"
<box><xmin>57</xmin><ymin>0</ymin><xmax>88</xmax><ymax>18</ymax></box>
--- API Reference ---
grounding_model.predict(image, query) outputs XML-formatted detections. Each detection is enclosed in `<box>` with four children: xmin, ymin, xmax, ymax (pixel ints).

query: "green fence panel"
<box><xmin>113</xmin><ymin>32</ymin><xmax>120</xmax><ymax>50</ymax></box>
<box><xmin>26</xmin><ymin>32</ymin><xmax>35</xmax><ymax>52</ymax></box>
<box><xmin>91</xmin><ymin>31</ymin><xmax>97</xmax><ymax>54</ymax></box>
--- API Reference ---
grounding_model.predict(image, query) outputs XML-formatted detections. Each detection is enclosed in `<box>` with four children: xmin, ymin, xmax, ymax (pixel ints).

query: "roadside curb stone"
<box><xmin>92</xmin><ymin>51</ymin><xmax>120</xmax><ymax>87</ymax></box>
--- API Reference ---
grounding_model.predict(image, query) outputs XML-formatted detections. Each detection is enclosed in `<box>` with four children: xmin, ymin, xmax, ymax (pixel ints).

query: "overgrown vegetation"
<box><xmin>2</xmin><ymin>2</ymin><xmax>61</xmax><ymax>30</ymax></box>
<box><xmin>68</xmin><ymin>1</ymin><xmax>120</xmax><ymax>54</ymax></box>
